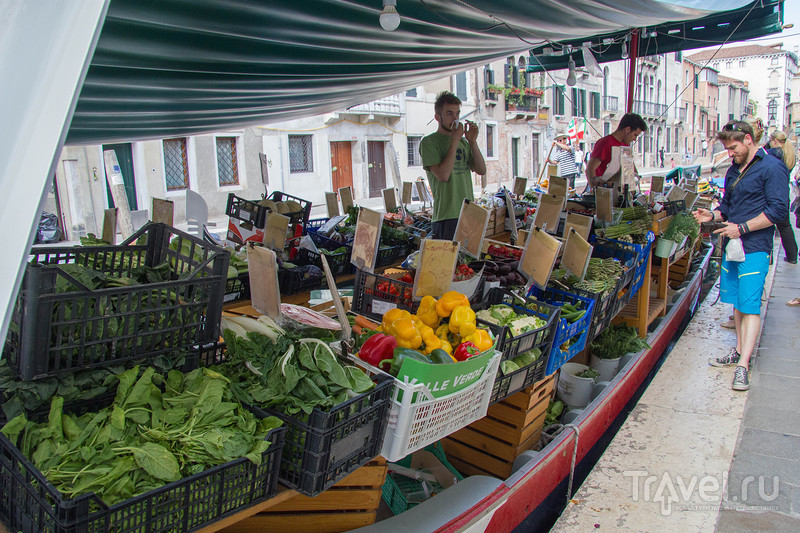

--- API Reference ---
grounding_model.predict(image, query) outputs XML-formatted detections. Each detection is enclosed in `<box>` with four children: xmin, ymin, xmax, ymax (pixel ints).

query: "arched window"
<box><xmin>767</xmin><ymin>99</ymin><xmax>778</xmax><ymax>125</ymax></box>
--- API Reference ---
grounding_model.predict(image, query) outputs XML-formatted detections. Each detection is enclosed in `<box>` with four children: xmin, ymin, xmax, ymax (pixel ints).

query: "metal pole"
<box><xmin>626</xmin><ymin>29</ymin><xmax>640</xmax><ymax>114</ymax></box>
<box><xmin>538</xmin><ymin>142</ymin><xmax>557</xmax><ymax>186</ymax></box>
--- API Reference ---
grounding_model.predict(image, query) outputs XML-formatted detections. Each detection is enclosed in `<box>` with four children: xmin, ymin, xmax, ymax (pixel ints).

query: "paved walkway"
<box><xmin>552</xmin><ymin>224</ymin><xmax>800</xmax><ymax>531</ymax></box>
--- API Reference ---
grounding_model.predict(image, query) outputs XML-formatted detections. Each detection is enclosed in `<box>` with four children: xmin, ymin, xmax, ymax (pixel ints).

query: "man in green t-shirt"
<box><xmin>419</xmin><ymin>91</ymin><xmax>487</xmax><ymax>240</ymax></box>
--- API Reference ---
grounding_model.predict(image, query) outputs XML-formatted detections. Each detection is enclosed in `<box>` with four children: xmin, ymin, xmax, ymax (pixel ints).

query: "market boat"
<box><xmin>361</xmin><ymin>243</ymin><xmax>714</xmax><ymax>532</ymax></box>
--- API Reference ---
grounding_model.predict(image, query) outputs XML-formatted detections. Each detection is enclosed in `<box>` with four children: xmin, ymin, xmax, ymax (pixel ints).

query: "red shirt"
<box><xmin>590</xmin><ymin>134</ymin><xmax>628</xmax><ymax>177</ymax></box>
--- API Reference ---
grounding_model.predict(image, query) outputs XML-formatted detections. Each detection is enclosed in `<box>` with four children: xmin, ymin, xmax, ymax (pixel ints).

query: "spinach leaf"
<box><xmin>125</xmin><ymin>442</ymin><xmax>181</xmax><ymax>482</ymax></box>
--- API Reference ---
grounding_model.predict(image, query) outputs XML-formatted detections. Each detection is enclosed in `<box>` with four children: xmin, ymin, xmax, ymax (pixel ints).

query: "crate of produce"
<box><xmin>382</xmin><ymin>443</ymin><xmax>462</xmax><ymax>515</ymax></box>
<box><xmin>226</xmin><ymin>191</ymin><xmax>312</xmax><ymax>230</ymax></box>
<box><xmin>443</xmin><ymin>374</ymin><xmax>555</xmax><ymax>479</ymax></box>
<box><xmin>525</xmin><ymin>287</ymin><xmax>595</xmax><ymax>375</ymax></box>
<box><xmin>224</xmin><ymin>270</ymin><xmax>251</xmax><ymax>302</ymax></box>
<box><xmin>0</xmin><ymin>369</ymin><xmax>286</xmax><ymax>533</ymax></box>
<box><xmin>3</xmin><ymin>223</ymin><xmax>228</xmax><ymax>381</ymax></box>
<box><xmin>351</xmin><ymin>269</ymin><xmax>417</xmax><ymax>322</ymax></box>
<box><xmin>248</xmin><ymin>374</ymin><xmax>393</xmax><ymax>496</ymax></box>
<box><xmin>277</xmin><ymin>265</ymin><xmax>326</xmax><ymax>295</ymax></box>
<box><xmin>592</xmin><ymin>234</ymin><xmax>654</xmax><ymax>309</ymax></box>
<box><xmin>295</xmin><ymin>247</ymin><xmax>353</xmax><ymax>277</ymax></box>
<box><xmin>349</xmin><ymin>347</ymin><xmax>501</xmax><ymax>462</ymax></box>
<box><xmin>306</xmin><ymin>218</ymin><xmax>353</xmax><ymax>251</ymax></box>
<box><xmin>231</xmin><ymin>457</ymin><xmax>388</xmax><ymax>532</ymax></box>
<box><xmin>472</xmin><ymin>289</ymin><xmax>558</xmax><ymax>404</ymax></box>
<box><xmin>376</xmin><ymin>244</ymin><xmax>404</xmax><ymax>267</ymax></box>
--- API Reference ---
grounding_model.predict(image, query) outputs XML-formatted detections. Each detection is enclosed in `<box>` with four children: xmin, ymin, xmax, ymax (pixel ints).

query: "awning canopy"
<box><xmin>526</xmin><ymin>0</ymin><xmax>783</xmax><ymax>72</ymax></box>
<box><xmin>66</xmin><ymin>0</ymin><xmax>762</xmax><ymax>145</ymax></box>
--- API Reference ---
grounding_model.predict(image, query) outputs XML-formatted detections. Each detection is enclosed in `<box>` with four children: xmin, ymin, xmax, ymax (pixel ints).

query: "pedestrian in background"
<box><xmin>765</xmin><ymin>130</ymin><xmax>797</xmax><ymax>264</ymax></box>
<box><xmin>548</xmin><ymin>134</ymin><xmax>579</xmax><ymax>190</ymax></box>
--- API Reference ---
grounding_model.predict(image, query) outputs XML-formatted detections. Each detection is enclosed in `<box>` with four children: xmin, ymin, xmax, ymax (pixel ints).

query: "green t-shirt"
<box><xmin>419</xmin><ymin>132</ymin><xmax>474</xmax><ymax>222</ymax></box>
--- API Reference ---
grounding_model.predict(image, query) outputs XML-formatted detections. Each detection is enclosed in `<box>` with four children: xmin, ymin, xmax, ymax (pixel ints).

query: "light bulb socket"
<box><xmin>566</xmin><ymin>57</ymin><xmax>577</xmax><ymax>86</ymax></box>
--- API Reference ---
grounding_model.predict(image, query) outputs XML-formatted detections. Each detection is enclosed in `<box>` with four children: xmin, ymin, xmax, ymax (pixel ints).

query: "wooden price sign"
<box><xmin>102</xmin><ymin>208</ymin><xmax>117</xmax><ymax>244</ymax></box>
<box><xmin>562</xmin><ymin>212</ymin><xmax>593</xmax><ymax>241</ymax></box>
<box><xmin>382</xmin><ymin>187</ymin><xmax>398</xmax><ymax>212</ymax></box>
<box><xmin>350</xmin><ymin>207</ymin><xmax>382</xmax><ymax>273</ymax></box>
<box><xmin>667</xmin><ymin>185</ymin><xmax>687</xmax><ymax>203</ymax></box>
<box><xmin>517</xmin><ymin>229</ymin><xmax>529</xmax><ymax>248</ymax></box>
<box><xmin>519</xmin><ymin>226</ymin><xmax>561</xmax><ymax>289</ymax></box>
<box><xmin>325</xmin><ymin>192</ymin><xmax>340</xmax><ymax>217</ymax></box>
<box><xmin>402</xmin><ymin>181</ymin><xmax>413</xmax><ymax>204</ymax></box>
<box><xmin>684</xmin><ymin>190</ymin><xmax>699</xmax><ymax>210</ymax></box>
<box><xmin>562</xmin><ymin>228</ymin><xmax>593</xmax><ymax>281</ymax></box>
<box><xmin>151</xmin><ymin>198</ymin><xmax>174</xmax><ymax>226</ymax></box>
<box><xmin>684</xmin><ymin>178</ymin><xmax>698</xmax><ymax>193</ymax></box>
<box><xmin>454</xmin><ymin>200</ymin><xmax>490</xmax><ymax>258</ymax></box>
<box><xmin>547</xmin><ymin>176</ymin><xmax>568</xmax><ymax>196</ymax></box>
<box><xmin>339</xmin><ymin>186</ymin><xmax>354</xmax><ymax>214</ymax></box>
<box><xmin>413</xmin><ymin>239</ymin><xmax>459</xmax><ymax>299</ymax></box>
<box><xmin>595</xmin><ymin>187</ymin><xmax>614</xmax><ymax>223</ymax></box>
<box><xmin>650</xmin><ymin>175</ymin><xmax>665</xmax><ymax>195</ymax></box>
<box><xmin>262</xmin><ymin>212</ymin><xmax>290</xmax><ymax>251</ymax></box>
<box><xmin>504</xmin><ymin>190</ymin><xmax>519</xmax><ymax>241</ymax></box>
<box><xmin>247</xmin><ymin>244</ymin><xmax>281</xmax><ymax>318</ymax></box>
<box><xmin>533</xmin><ymin>194</ymin><xmax>565</xmax><ymax>234</ymax></box>
<box><xmin>319</xmin><ymin>254</ymin><xmax>351</xmax><ymax>343</ymax></box>
<box><xmin>513</xmin><ymin>177</ymin><xmax>528</xmax><ymax>197</ymax></box>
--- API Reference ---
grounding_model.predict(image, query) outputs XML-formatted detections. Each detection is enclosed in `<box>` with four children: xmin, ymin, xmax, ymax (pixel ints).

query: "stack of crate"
<box><xmin>442</xmin><ymin>374</ymin><xmax>556</xmax><ymax>479</ymax></box>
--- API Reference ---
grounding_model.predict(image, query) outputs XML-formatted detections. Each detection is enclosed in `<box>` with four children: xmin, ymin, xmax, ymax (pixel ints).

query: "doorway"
<box><xmin>330</xmin><ymin>141</ymin><xmax>354</xmax><ymax>192</ymax></box>
<box><xmin>103</xmin><ymin>143</ymin><xmax>137</xmax><ymax>210</ymax></box>
<box><xmin>367</xmin><ymin>141</ymin><xmax>386</xmax><ymax>198</ymax></box>
<box><xmin>531</xmin><ymin>134</ymin><xmax>540</xmax><ymax>178</ymax></box>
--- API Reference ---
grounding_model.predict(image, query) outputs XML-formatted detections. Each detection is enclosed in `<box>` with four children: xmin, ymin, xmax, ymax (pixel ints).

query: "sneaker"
<box><xmin>732</xmin><ymin>366</ymin><xmax>750</xmax><ymax>391</ymax></box>
<box><xmin>784</xmin><ymin>257</ymin><xmax>798</xmax><ymax>265</ymax></box>
<box><xmin>709</xmin><ymin>348</ymin><xmax>740</xmax><ymax>367</ymax></box>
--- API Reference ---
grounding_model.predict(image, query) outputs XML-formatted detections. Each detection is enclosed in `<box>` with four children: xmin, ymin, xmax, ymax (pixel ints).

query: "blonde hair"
<box><xmin>748</xmin><ymin>118</ymin><xmax>764</xmax><ymax>144</ymax></box>
<box><xmin>771</xmin><ymin>130</ymin><xmax>796</xmax><ymax>171</ymax></box>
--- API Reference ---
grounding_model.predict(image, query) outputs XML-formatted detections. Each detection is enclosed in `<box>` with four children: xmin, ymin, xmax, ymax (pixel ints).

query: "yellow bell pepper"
<box><xmin>392</xmin><ymin>317</ymin><xmax>422</xmax><ymax>349</ymax></box>
<box><xmin>462</xmin><ymin>328</ymin><xmax>493</xmax><ymax>352</ymax></box>
<box><xmin>418</xmin><ymin>324</ymin><xmax>442</xmax><ymax>353</ymax></box>
<box><xmin>435</xmin><ymin>291</ymin><xmax>470</xmax><ymax>318</ymax></box>
<box><xmin>435</xmin><ymin>324</ymin><xmax>450</xmax><ymax>340</ymax></box>
<box><xmin>439</xmin><ymin>340</ymin><xmax>454</xmax><ymax>355</ymax></box>
<box><xmin>381</xmin><ymin>308</ymin><xmax>411</xmax><ymax>336</ymax></box>
<box><xmin>448</xmin><ymin>305</ymin><xmax>477</xmax><ymax>337</ymax></box>
<box><xmin>416</xmin><ymin>296</ymin><xmax>440</xmax><ymax>328</ymax></box>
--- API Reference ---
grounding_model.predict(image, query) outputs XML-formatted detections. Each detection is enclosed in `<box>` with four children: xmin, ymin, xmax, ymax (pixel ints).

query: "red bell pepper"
<box><xmin>358</xmin><ymin>333</ymin><xmax>397</xmax><ymax>371</ymax></box>
<box><xmin>453</xmin><ymin>341</ymin><xmax>480</xmax><ymax>362</ymax></box>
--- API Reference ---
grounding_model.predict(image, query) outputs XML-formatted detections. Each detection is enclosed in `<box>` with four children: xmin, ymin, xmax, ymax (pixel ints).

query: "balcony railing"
<box><xmin>603</xmin><ymin>96</ymin><xmax>619</xmax><ymax>112</ymax></box>
<box><xmin>485</xmin><ymin>88</ymin><xmax>499</xmax><ymax>102</ymax></box>
<box><xmin>505</xmin><ymin>95</ymin><xmax>539</xmax><ymax>113</ymax></box>
<box><xmin>632</xmin><ymin>100</ymin><xmax>668</xmax><ymax>118</ymax></box>
<box><xmin>345</xmin><ymin>94</ymin><xmax>402</xmax><ymax>115</ymax></box>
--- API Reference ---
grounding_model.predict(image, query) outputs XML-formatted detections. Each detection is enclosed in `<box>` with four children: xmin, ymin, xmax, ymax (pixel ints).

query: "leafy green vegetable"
<box><xmin>1</xmin><ymin>366</ymin><xmax>282</xmax><ymax>505</ymax></box>
<box><xmin>590</xmin><ymin>324</ymin><xmax>650</xmax><ymax>360</ymax></box>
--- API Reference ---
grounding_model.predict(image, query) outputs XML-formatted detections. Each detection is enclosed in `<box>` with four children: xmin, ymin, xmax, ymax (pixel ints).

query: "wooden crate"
<box><xmin>442</xmin><ymin>375</ymin><xmax>556</xmax><ymax>480</ymax></box>
<box><xmin>222</xmin><ymin>458</ymin><xmax>387</xmax><ymax>533</ymax></box>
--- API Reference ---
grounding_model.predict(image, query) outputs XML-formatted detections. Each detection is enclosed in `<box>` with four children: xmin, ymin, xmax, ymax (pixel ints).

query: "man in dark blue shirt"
<box><xmin>694</xmin><ymin>120</ymin><xmax>789</xmax><ymax>391</ymax></box>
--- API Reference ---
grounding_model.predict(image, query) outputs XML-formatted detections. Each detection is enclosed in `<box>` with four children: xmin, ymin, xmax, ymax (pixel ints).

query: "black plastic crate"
<box><xmin>351</xmin><ymin>269</ymin><xmax>418</xmax><ymax>322</ymax></box>
<box><xmin>247</xmin><ymin>374</ymin><xmax>393</xmax><ymax>496</ymax></box>
<box><xmin>226</xmin><ymin>191</ymin><xmax>312</xmax><ymax>230</ymax></box>
<box><xmin>295</xmin><ymin>248</ymin><xmax>353</xmax><ymax>277</ymax></box>
<box><xmin>0</xmin><ymin>420</ymin><xmax>284</xmax><ymax>533</ymax></box>
<box><xmin>376</xmin><ymin>245</ymin><xmax>404</xmax><ymax>267</ymax></box>
<box><xmin>277</xmin><ymin>268</ymin><xmax>325</xmax><ymax>295</ymax></box>
<box><xmin>224</xmin><ymin>271</ymin><xmax>251</xmax><ymax>302</ymax></box>
<box><xmin>3</xmin><ymin>223</ymin><xmax>228</xmax><ymax>381</ymax></box>
<box><xmin>474</xmin><ymin>289</ymin><xmax>558</xmax><ymax>404</ymax></box>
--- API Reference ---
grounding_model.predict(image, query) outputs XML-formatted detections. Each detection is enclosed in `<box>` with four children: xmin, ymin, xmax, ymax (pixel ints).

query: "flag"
<box><xmin>577</xmin><ymin>118</ymin><xmax>587</xmax><ymax>140</ymax></box>
<box><xmin>567</xmin><ymin>118</ymin><xmax>577</xmax><ymax>141</ymax></box>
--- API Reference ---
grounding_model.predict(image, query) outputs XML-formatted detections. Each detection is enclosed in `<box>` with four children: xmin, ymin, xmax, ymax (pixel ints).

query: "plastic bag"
<box><xmin>35</xmin><ymin>211</ymin><xmax>61</xmax><ymax>244</ymax></box>
<box><xmin>725</xmin><ymin>237</ymin><xmax>746</xmax><ymax>262</ymax></box>
<box><xmin>401</xmin><ymin>250</ymin><xmax>420</xmax><ymax>270</ymax></box>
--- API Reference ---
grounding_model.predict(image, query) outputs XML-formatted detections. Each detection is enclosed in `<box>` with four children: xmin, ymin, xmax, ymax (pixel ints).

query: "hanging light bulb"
<box><xmin>621</xmin><ymin>40</ymin><xmax>629</xmax><ymax>60</ymax></box>
<box><xmin>566</xmin><ymin>56</ymin><xmax>577</xmax><ymax>86</ymax></box>
<box><xmin>380</xmin><ymin>0</ymin><xmax>400</xmax><ymax>31</ymax></box>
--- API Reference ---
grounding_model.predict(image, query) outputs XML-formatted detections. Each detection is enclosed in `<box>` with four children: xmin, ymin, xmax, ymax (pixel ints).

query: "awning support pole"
<box><xmin>626</xmin><ymin>29</ymin><xmax>640</xmax><ymax>114</ymax></box>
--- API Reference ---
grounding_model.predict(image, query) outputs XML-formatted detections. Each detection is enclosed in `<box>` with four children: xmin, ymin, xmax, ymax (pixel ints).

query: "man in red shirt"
<box><xmin>585</xmin><ymin>113</ymin><xmax>647</xmax><ymax>192</ymax></box>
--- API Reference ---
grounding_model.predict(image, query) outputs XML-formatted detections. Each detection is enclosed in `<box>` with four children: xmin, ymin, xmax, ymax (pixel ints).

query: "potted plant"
<box><xmin>657</xmin><ymin>212</ymin><xmax>699</xmax><ymax>258</ymax></box>
<box><xmin>589</xmin><ymin>324</ymin><xmax>650</xmax><ymax>381</ymax></box>
<box><xmin>556</xmin><ymin>363</ymin><xmax>598</xmax><ymax>409</ymax></box>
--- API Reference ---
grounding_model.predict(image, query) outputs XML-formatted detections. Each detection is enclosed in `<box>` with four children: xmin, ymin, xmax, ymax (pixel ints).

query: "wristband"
<box><xmin>738</xmin><ymin>224</ymin><xmax>745</xmax><ymax>235</ymax></box>
<box><xmin>743</xmin><ymin>222</ymin><xmax>750</xmax><ymax>234</ymax></box>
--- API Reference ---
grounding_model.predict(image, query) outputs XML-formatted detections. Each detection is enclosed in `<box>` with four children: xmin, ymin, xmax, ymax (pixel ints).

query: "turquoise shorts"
<box><xmin>720</xmin><ymin>252</ymin><xmax>769</xmax><ymax>315</ymax></box>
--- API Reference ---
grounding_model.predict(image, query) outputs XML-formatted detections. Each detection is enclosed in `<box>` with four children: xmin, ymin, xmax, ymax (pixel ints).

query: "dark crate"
<box><xmin>295</xmin><ymin>248</ymin><xmax>353</xmax><ymax>277</ymax></box>
<box><xmin>474</xmin><ymin>289</ymin><xmax>558</xmax><ymax>404</ymax></box>
<box><xmin>376</xmin><ymin>245</ymin><xmax>403</xmax><ymax>268</ymax></box>
<box><xmin>309</xmin><ymin>230</ymin><xmax>353</xmax><ymax>252</ymax></box>
<box><xmin>0</xmin><ymin>424</ymin><xmax>285</xmax><ymax>533</ymax></box>
<box><xmin>224</xmin><ymin>271</ymin><xmax>251</xmax><ymax>302</ymax></box>
<box><xmin>351</xmin><ymin>269</ymin><xmax>417</xmax><ymax>322</ymax></box>
<box><xmin>247</xmin><ymin>374</ymin><xmax>393</xmax><ymax>496</ymax></box>
<box><xmin>226</xmin><ymin>191</ymin><xmax>312</xmax><ymax>230</ymax></box>
<box><xmin>531</xmin><ymin>284</ymin><xmax>613</xmax><ymax>344</ymax></box>
<box><xmin>591</xmin><ymin>235</ymin><xmax>654</xmax><ymax>313</ymax></box>
<box><xmin>277</xmin><ymin>268</ymin><xmax>325</xmax><ymax>296</ymax></box>
<box><xmin>3</xmin><ymin>223</ymin><xmax>228</xmax><ymax>381</ymax></box>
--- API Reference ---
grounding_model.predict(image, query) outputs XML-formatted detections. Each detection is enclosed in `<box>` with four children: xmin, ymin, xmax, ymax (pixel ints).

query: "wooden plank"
<box><xmin>447</xmin><ymin>455</ymin><xmax>511</xmax><ymax>480</ymax></box>
<box><xmin>448</xmin><ymin>412</ymin><xmax>546</xmax><ymax>462</ymax></box>
<box><xmin>442</xmin><ymin>438</ymin><xmax>513</xmax><ymax>478</ymax></box>
<box><xmin>466</xmin><ymin>416</ymin><xmax>530</xmax><ymax>445</ymax></box>
<box><xmin>265</xmin><ymin>489</ymin><xmax>381</xmax><ymax>513</ymax></box>
<box><xmin>196</xmin><ymin>487</ymin><xmax>299</xmax><ymax>533</ymax></box>
<box><xmin>223</xmin><ymin>511</ymin><xmax>376</xmax><ymax>533</ymax></box>
<box><xmin>486</xmin><ymin>399</ymin><xmax>544</xmax><ymax>429</ymax></box>
<box><xmin>331</xmin><ymin>464</ymin><xmax>387</xmax><ymax>487</ymax></box>
<box><xmin>495</xmin><ymin>376</ymin><xmax>555</xmax><ymax>411</ymax></box>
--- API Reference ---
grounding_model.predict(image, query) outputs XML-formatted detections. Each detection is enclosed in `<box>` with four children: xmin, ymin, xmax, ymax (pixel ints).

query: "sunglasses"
<box><xmin>722</xmin><ymin>122</ymin><xmax>752</xmax><ymax>134</ymax></box>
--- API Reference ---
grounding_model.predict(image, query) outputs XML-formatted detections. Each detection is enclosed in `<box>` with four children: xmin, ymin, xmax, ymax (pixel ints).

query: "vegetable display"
<box><xmin>589</xmin><ymin>324</ymin><xmax>650</xmax><ymax>360</ymax></box>
<box><xmin>550</xmin><ymin>257</ymin><xmax>625</xmax><ymax>297</ymax></box>
<box><xmin>499</xmin><ymin>348</ymin><xmax>542</xmax><ymax>375</ymax></box>
<box><xmin>217</xmin><ymin>315</ymin><xmax>375</xmax><ymax>415</ymax></box>
<box><xmin>476</xmin><ymin>305</ymin><xmax>546</xmax><ymax>337</ymax></box>
<box><xmin>0</xmin><ymin>366</ymin><xmax>282</xmax><ymax>506</ymax></box>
